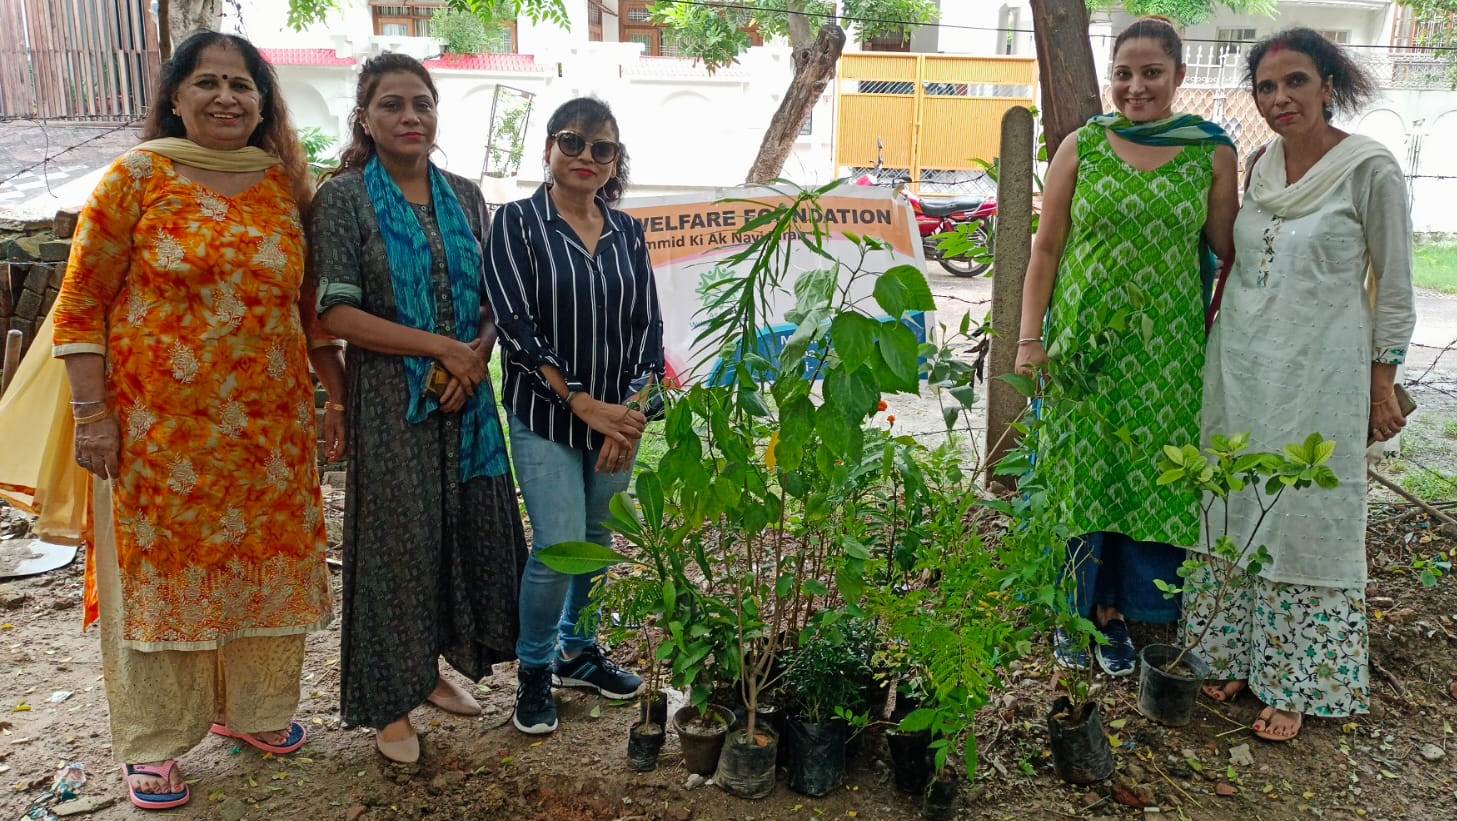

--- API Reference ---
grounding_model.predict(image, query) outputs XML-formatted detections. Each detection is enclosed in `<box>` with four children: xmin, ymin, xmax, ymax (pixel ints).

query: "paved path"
<box><xmin>0</xmin><ymin>121</ymin><xmax>140</xmax><ymax>221</ymax></box>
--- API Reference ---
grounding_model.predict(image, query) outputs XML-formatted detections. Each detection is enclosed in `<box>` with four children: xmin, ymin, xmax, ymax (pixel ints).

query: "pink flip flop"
<box><xmin>122</xmin><ymin>760</ymin><xmax>190</xmax><ymax>810</ymax></box>
<box><xmin>209</xmin><ymin>720</ymin><xmax>308</xmax><ymax>755</ymax></box>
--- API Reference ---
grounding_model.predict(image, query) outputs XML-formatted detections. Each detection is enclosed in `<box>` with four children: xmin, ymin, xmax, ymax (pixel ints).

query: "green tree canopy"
<box><xmin>1087</xmin><ymin>0</ymin><xmax>1276</xmax><ymax>25</ymax></box>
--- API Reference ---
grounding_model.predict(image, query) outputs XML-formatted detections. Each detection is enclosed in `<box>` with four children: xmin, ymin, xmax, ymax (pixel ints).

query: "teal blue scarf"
<box><xmin>363</xmin><ymin>157</ymin><xmax>507</xmax><ymax>482</ymax></box>
<box><xmin>1086</xmin><ymin>113</ymin><xmax>1234</xmax><ymax>318</ymax></box>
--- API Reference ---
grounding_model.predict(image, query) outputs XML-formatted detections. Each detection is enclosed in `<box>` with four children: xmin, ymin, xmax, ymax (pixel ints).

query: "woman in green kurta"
<box><xmin>1016</xmin><ymin>18</ymin><xmax>1238</xmax><ymax>676</ymax></box>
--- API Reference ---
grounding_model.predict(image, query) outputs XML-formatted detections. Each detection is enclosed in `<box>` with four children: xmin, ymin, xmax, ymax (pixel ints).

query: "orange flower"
<box><xmin>877</xmin><ymin>400</ymin><xmax>888</xmax><ymax>412</ymax></box>
<box><xmin>886</xmin><ymin>415</ymin><xmax>897</xmax><ymax>426</ymax></box>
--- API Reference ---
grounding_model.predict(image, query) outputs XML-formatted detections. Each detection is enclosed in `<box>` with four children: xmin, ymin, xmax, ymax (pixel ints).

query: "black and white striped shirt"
<box><xmin>484</xmin><ymin>184</ymin><xmax>665</xmax><ymax>450</ymax></box>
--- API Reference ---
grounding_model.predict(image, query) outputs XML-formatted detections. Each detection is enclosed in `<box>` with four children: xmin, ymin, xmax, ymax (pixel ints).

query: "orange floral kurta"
<box><xmin>52</xmin><ymin>150</ymin><xmax>332</xmax><ymax>649</ymax></box>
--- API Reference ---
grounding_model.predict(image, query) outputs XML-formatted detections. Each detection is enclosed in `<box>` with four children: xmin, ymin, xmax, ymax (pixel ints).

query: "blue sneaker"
<box><xmin>513</xmin><ymin>665</ymin><xmax>558</xmax><ymax>735</ymax></box>
<box><xmin>1095</xmin><ymin>619</ymin><xmax>1137</xmax><ymax>677</ymax></box>
<box><xmin>1053</xmin><ymin>628</ymin><xmax>1090</xmax><ymax>670</ymax></box>
<box><xmin>552</xmin><ymin>645</ymin><xmax>643</xmax><ymax>700</ymax></box>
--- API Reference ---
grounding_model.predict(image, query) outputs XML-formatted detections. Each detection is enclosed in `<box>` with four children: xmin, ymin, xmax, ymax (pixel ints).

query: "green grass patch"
<box><xmin>1399</xmin><ymin>465</ymin><xmax>1457</xmax><ymax>503</ymax></box>
<box><xmin>1444</xmin><ymin>420</ymin><xmax>1457</xmax><ymax>440</ymax></box>
<box><xmin>1414</xmin><ymin>242</ymin><xmax>1457</xmax><ymax>295</ymax></box>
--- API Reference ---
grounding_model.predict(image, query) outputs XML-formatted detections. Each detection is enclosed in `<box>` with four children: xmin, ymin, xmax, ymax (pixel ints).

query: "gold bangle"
<box><xmin>325</xmin><ymin>401</ymin><xmax>346</xmax><ymax>413</ymax></box>
<box><xmin>74</xmin><ymin>408</ymin><xmax>110</xmax><ymax>425</ymax></box>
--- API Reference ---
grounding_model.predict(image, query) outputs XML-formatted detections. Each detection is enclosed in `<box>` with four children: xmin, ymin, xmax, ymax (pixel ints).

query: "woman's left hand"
<box><xmin>596</xmin><ymin>436</ymin><xmax>637</xmax><ymax>474</ymax></box>
<box><xmin>323</xmin><ymin>404</ymin><xmax>347</xmax><ymax>461</ymax></box>
<box><xmin>1369</xmin><ymin>389</ymin><xmax>1408</xmax><ymax>443</ymax></box>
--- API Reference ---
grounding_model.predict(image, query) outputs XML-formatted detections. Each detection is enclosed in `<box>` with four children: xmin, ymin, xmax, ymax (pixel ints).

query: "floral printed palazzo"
<box><xmin>1180</xmin><ymin>560</ymin><xmax>1370</xmax><ymax>717</ymax></box>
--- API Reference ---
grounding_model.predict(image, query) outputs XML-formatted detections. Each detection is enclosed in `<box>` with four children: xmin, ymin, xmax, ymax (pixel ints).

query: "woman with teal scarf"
<box><xmin>311</xmin><ymin>54</ymin><xmax>529</xmax><ymax>764</ymax></box>
<box><xmin>1016</xmin><ymin>18</ymin><xmax>1239</xmax><ymax>677</ymax></box>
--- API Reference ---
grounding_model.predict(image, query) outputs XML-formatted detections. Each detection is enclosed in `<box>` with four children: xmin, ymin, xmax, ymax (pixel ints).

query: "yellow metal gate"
<box><xmin>835</xmin><ymin>53</ymin><xmax>1038</xmax><ymax>190</ymax></box>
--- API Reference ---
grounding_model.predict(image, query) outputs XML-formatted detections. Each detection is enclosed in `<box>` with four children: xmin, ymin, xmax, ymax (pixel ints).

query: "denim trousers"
<box><xmin>1067</xmin><ymin>531</ymin><xmax>1184</xmax><ymax>625</ymax></box>
<box><xmin>509</xmin><ymin>415</ymin><xmax>634</xmax><ymax>668</ymax></box>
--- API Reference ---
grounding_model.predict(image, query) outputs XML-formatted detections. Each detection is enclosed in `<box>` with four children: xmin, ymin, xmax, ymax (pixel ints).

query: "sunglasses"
<box><xmin>553</xmin><ymin>130</ymin><xmax>621</xmax><ymax>164</ymax></box>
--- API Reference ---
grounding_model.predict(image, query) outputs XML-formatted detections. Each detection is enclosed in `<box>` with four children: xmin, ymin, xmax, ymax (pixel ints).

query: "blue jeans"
<box><xmin>1067</xmin><ymin>532</ymin><xmax>1184</xmax><ymax>625</ymax></box>
<box><xmin>509</xmin><ymin>415</ymin><xmax>634</xmax><ymax>668</ymax></box>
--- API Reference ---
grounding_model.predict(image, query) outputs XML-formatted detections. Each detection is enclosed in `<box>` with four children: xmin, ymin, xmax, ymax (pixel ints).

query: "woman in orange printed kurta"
<box><xmin>50</xmin><ymin>32</ymin><xmax>344</xmax><ymax>810</ymax></box>
<box><xmin>57</xmin><ymin>147</ymin><xmax>333</xmax><ymax>645</ymax></box>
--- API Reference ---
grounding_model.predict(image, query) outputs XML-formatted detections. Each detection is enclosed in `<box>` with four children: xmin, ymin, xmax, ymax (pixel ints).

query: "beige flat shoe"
<box><xmin>375</xmin><ymin>729</ymin><xmax>420</xmax><ymax>764</ymax></box>
<box><xmin>427</xmin><ymin>680</ymin><xmax>483</xmax><ymax>716</ymax></box>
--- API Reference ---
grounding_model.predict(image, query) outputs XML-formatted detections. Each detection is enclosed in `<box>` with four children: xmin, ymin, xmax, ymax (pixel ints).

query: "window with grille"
<box><xmin>1391</xmin><ymin>5</ymin><xmax>1451</xmax><ymax>53</ymax></box>
<box><xmin>1317</xmin><ymin>30</ymin><xmax>1351</xmax><ymax>45</ymax></box>
<box><xmin>1215</xmin><ymin>27</ymin><xmax>1256</xmax><ymax>55</ymax></box>
<box><xmin>370</xmin><ymin>1</ymin><xmax>441</xmax><ymax>37</ymax></box>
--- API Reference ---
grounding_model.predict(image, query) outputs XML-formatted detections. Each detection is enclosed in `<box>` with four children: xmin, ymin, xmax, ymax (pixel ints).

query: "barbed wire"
<box><xmin>0</xmin><ymin>118</ymin><xmax>143</xmax><ymax>190</ymax></box>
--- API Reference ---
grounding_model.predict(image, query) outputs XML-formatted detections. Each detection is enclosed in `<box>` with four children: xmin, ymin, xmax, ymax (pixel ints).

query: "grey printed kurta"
<box><xmin>311</xmin><ymin>169</ymin><xmax>529</xmax><ymax>729</ymax></box>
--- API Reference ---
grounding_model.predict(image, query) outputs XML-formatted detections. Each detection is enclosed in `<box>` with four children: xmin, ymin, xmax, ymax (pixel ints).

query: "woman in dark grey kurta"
<box><xmin>309</xmin><ymin>54</ymin><xmax>527</xmax><ymax>762</ymax></box>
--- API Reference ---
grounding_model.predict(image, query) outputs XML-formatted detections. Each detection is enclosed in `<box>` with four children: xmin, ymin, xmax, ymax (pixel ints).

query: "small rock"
<box><xmin>1215</xmin><ymin>782</ymin><xmax>1238</xmax><ymax>797</ymax></box>
<box><xmin>218</xmin><ymin>798</ymin><xmax>247</xmax><ymax>821</ymax></box>
<box><xmin>1420</xmin><ymin>743</ymin><xmax>1446</xmax><ymax>762</ymax></box>
<box><xmin>52</xmin><ymin>209</ymin><xmax>80</xmax><ymax>240</ymax></box>
<box><xmin>1228</xmin><ymin>743</ymin><xmax>1254</xmax><ymax>767</ymax></box>
<box><xmin>2</xmin><ymin>594</ymin><xmax>27</xmax><ymax>610</ymax></box>
<box><xmin>1369</xmin><ymin>596</ymin><xmax>1395</xmax><ymax>609</ymax></box>
<box><xmin>684</xmin><ymin>773</ymin><xmax>705</xmax><ymax>790</ymax></box>
<box><xmin>53</xmin><ymin>795</ymin><xmax>117</xmax><ymax>816</ymax></box>
<box><xmin>1125</xmin><ymin>763</ymin><xmax>1147</xmax><ymax>782</ymax></box>
<box><xmin>346</xmin><ymin>803</ymin><xmax>368</xmax><ymax>821</ymax></box>
<box><xmin>1112</xmin><ymin>778</ymin><xmax>1155</xmax><ymax>809</ymax></box>
<box><xmin>39</xmin><ymin>240</ymin><xmax>72</xmax><ymax>263</ymax></box>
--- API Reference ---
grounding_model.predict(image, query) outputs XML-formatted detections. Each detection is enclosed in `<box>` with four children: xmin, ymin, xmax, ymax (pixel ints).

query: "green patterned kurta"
<box><xmin>1040</xmin><ymin>126</ymin><xmax>1213</xmax><ymax>547</ymax></box>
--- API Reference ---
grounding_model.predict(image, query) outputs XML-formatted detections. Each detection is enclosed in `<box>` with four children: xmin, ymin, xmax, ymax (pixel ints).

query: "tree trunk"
<box><xmin>1028</xmin><ymin>0</ymin><xmax>1101</xmax><ymax>160</ymax></box>
<box><xmin>160</xmin><ymin>0</ymin><xmax>224</xmax><ymax>58</ymax></box>
<box><xmin>744</xmin><ymin>23</ymin><xmax>846</xmax><ymax>184</ymax></box>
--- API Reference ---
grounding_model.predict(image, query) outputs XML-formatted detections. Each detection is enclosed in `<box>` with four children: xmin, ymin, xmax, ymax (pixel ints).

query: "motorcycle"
<box><xmin>851</xmin><ymin>149</ymin><xmax>993</xmax><ymax>278</ymax></box>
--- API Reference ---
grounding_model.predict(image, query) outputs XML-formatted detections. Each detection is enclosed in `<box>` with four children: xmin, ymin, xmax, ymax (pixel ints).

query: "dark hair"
<box><xmin>144</xmin><ymin>31</ymin><xmax>312</xmax><ymax>215</ymax></box>
<box><xmin>1246</xmin><ymin>28</ymin><xmax>1376</xmax><ymax>120</ymax></box>
<box><xmin>332</xmin><ymin>53</ymin><xmax>440</xmax><ymax>176</ymax></box>
<box><xmin>1114</xmin><ymin>16</ymin><xmax>1183</xmax><ymax>66</ymax></box>
<box><xmin>545</xmin><ymin>97</ymin><xmax>631</xmax><ymax>206</ymax></box>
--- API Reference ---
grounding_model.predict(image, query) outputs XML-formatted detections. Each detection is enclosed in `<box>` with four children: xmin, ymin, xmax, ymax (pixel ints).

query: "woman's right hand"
<box><xmin>572</xmin><ymin>396</ymin><xmax>646</xmax><ymax>448</ymax></box>
<box><xmin>1015</xmin><ymin>340</ymin><xmax>1048</xmax><ymax>376</ymax></box>
<box><xmin>74</xmin><ymin>415</ymin><xmax>121</xmax><ymax>479</ymax></box>
<box><xmin>436</xmin><ymin>338</ymin><xmax>486</xmax><ymax>396</ymax></box>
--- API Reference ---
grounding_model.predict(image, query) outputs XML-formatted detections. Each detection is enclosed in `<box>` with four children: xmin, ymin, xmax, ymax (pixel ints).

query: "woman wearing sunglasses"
<box><xmin>484</xmin><ymin>97</ymin><xmax>665</xmax><ymax>736</ymax></box>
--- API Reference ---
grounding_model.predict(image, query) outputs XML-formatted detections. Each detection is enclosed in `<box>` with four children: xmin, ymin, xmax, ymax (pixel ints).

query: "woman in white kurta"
<box><xmin>1183</xmin><ymin>29</ymin><xmax>1416</xmax><ymax>742</ymax></box>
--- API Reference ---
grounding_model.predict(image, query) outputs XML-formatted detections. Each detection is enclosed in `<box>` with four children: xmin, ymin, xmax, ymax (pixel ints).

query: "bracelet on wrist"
<box><xmin>1017</xmin><ymin>337</ymin><xmax>1043</xmax><ymax>346</ymax></box>
<box><xmin>325</xmin><ymin>401</ymin><xmax>346</xmax><ymax>413</ymax></box>
<box><xmin>69</xmin><ymin>399</ymin><xmax>106</xmax><ymax>407</ymax></box>
<box><xmin>73</xmin><ymin>408</ymin><xmax>110</xmax><ymax>425</ymax></box>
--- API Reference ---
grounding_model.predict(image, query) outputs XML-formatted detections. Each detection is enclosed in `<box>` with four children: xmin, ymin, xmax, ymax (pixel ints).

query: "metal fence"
<box><xmin>0</xmin><ymin>0</ymin><xmax>160</xmax><ymax>121</ymax></box>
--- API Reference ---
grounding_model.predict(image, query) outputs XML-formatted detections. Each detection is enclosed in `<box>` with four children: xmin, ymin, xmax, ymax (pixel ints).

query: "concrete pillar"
<box><xmin>987</xmin><ymin>106</ymin><xmax>1035</xmax><ymax>491</ymax></box>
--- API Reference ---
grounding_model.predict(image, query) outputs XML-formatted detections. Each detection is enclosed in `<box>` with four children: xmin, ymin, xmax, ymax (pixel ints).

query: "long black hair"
<box><xmin>331</xmin><ymin>52</ymin><xmax>440</xmax><ymax>176</ymax></box>
<box><xmin>546</xmin><ymin>97</ymin><xmax>631</xmax><ymax>206</ymax></box>
<box><xmin>1246</xmin><ymin>28</ymin><xmax>1377</xmax><ymax>121</ymax></box>
<box><xmin>144</xmin><ymin>30</ymin><xmax>312</xmax><ymax>213</ymax></box>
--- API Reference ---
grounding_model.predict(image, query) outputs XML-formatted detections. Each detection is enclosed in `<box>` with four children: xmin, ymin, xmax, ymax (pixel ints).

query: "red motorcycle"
<box><xmin>852</xmin><ymin>155</ymin><xmax>994</xmax><ymax>278</ymax></box>
<box><xmin>902</xmin><ymin>189</ymin><xmax>994</xmax><ymax>278</ymax></box>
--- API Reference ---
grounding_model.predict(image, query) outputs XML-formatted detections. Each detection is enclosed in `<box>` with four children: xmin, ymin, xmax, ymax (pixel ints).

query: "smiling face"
<box><xmin>169</xmin><ymin>44</ymin><xmax>263</xmax><ymax>150</ymax></box>
<box><xmin>544</xmin><ymin>121</ymin><xmax>620</xmax><ymax>200</ymax></box>
<box><xmin>360</xmin><ymin>70</ymin><xmax>438</xmax><ymax>165</ymax></box>
<box><xmin>1253</xmin><ymin>48</ymin><xmax>1334</xmax><ymax>138</ymax></box>
<box><xmin>1110</xmin><ymin>37</ymin><xmax>1185</xmax><ymax>123</ymax></box>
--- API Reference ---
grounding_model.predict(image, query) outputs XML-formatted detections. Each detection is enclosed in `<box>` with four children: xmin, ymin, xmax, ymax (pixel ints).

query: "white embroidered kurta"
<box><xmin>1201</xmin><ymin>153</ymin><xmax>1416</xmax><ymax>590</ymax></box>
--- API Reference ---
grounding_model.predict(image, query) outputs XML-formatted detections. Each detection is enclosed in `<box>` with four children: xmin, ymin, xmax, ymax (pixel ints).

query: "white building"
<box><xmin>231</xmin><ymin>0</ymin><xmax>847</xmax><ymax>199</ymax></box>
